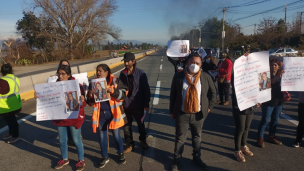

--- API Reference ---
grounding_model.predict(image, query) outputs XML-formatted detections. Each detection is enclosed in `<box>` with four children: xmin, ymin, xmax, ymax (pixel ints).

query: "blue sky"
<box><xmin>0</xmin><ymin>0</ymin><xmax>299</xmax><ymax>45</ymax></box>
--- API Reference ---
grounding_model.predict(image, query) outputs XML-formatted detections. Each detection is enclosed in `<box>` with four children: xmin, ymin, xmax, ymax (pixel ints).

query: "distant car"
<box><xmin>204</xmin><ymin>48</ymin><xmax>216</xmax><ymax>58</ymax></box>
<box><xmin>269</xmin><ymin>47</ymin><xmax>298</xmax><ymax>56</ymax></box>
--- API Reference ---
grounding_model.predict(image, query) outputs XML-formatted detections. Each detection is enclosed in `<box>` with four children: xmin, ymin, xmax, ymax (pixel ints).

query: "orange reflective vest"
<box><xmin>91</xmin><ymin>74</ymin><xmax>128</xmax><ymax>133</ymax></box>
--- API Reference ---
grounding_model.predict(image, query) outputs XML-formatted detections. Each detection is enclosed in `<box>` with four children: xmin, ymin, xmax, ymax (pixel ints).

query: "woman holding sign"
<box><xmin>257</xmin><ymin>58</ymin><xmax>285</xmax><ymax>148</ymax></box>
<box><xmin>231</xmin><ymin>53</ymin><xmax>261</xmax><ymax>162</ymax></box>
<box><xmin>35</xmin><ymin>65</ymin><xmax>86</xmax><ymax>171</ymax></box>
<box><xmin>87</xmin><ymin>64</ymin><xmax>128</xmax><ymax>168</ymax></box>
<box><xmin>216</xmin><ymin>53</ymin><xmax>233</xmax><ymax>105</ymax></box>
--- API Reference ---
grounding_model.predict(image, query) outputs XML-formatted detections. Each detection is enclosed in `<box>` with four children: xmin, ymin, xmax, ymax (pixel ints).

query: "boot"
<box><xmin>257</xmin><ymin>137</ymin><xmax>265</xmax><ymax>148</ymax></box>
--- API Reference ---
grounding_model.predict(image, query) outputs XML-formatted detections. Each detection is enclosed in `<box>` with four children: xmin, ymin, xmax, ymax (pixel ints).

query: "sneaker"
<box><xmin>171</xmin><ymin>159</ymin><xmax>180</xmax><ymax>171</ymax></box>
<box><xmin>55</xmin><ymin>159</ymin><xmax>69</xmax><ymax>169</ymax></box>
<box><xmin>216</xmin><ymin>100</ymin><xmax>222</xmax><ymax>104</ymax></box>
<box><xmin>223</xmin><ymin>101</ymin><xmax>229</xmax><ymax>106</ymax></box>
<box><xmin>140</xmin><ymin>140</ymin><xmax>149</xmax><ymax>149</ymax></box>
<box><xmin>124</xmin><ymin>146</ymin><xmax>133</xmax><ymax>154</ymax></box>
<box><xmin>3</xmin><ymin>134</ymin><xmax>12</xmax><ymax>140</ymax></box>
<box><xmin>234</xmin><ymin>150</ymin><xmax>246</xmax><ymax>162</ymax></box>
<box><xmin>7</xmin><ymin>137</ymin><xmax>20</xmax><ymax>144</ymax></box>
<box><xmin>257</xmin><ymin>137</ymin><xmax>265</xmax><ymax>148</ymax></box>
<box><xmin>193</xmin><ymin>158</ymin><xmax>208</xmax><ymax>170</ymax></box>
<box><xmin>241</xmin><ymin>145</ymin><xmax>253</xmax><ymax>156</ymax></box>
<box><xmin>269</xmin><ymin>136</ymin><xmax>282</xmax><ymax>145</ymax></box>
<box><xmin>98</xmin><ymin>157</ymin><xmax>109</xmax><ymax>168</ymax></box>
<box><xmin>75</xmin><ymin>160</ymin><xmax>85</xmax><ymax>171</ymax></box>
<box><xmin>293</xmin><ymin>141</ymin><xmax>300</xmax><ymax>148</ymax></box>
<box><xmin>118</xmin><ymin>153</ymin><xmax>126</xmax><ymax>164</ymax></box>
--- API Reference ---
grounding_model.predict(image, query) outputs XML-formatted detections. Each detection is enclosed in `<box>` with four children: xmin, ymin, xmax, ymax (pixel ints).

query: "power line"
<box><xmin>231</xmin><ymin>0</ymin><xmax>304</xmax><ymax>22</ymax></box>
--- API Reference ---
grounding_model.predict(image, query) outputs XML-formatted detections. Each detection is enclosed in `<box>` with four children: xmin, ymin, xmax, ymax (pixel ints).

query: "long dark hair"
<box><xmin>58</xmin><ymin>60</ymin><xmax>70</xmax><ymax>70</ymax></box>
<box><xmin>1</xmin><ymin>63</ymin><xmax>13</xmax><ymax>76</ymax></box>
<box><xmin>57</xmin><ymin>65</ymin><xmax>72</xmax><ymax>80</ymax></box>
<box><xmin>270</xmin><ymin>57</ymin><xmax>282</xmax><ymax>75</ymax></box>
<box><xmin>96</xmin><ymin>64</ymin><xmax>112</xmax><ymax>83</ymax></box>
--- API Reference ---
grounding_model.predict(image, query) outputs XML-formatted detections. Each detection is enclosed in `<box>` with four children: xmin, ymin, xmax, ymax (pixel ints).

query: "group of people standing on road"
<box><xmin>1</xmin><ymin>48</ymin><xmax>304</xmax><ymax>170</ymax></box>
<box><xmin>167</xmin><ymin>49</ymin><xmax>304</xmax><ymax>170</ymax></box>
<box><xmin>1</xmin><ymin>52</ymin><xmax>151</xmax><ymax>171</ymax></box>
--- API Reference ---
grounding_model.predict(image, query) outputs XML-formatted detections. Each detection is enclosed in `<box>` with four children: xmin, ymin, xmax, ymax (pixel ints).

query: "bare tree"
<box><xmin>33</xmin><ymin>0</ymin><xmax>120</xmax><ymax>60</ymax></box>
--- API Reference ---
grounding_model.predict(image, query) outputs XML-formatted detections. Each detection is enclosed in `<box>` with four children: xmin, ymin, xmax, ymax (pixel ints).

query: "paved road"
<box><xmin>0</xmin><ymin>49</ymin><xmax>303</xmax><ymax>171</ymax></box>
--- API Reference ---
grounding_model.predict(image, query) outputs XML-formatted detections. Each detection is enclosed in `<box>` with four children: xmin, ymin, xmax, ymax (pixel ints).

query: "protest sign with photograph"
<box><xmin>233</xmin><ymin>51</ymin><xmax>271</xmax><ymax>111</ymax></box>
<box><xmin>65</xmin><ymin>91</ymin><xmax>79</xmax><ymax>113</ymax></box>
<box><xmin>198</xmin><ymin>47</ymin><xmax>207</xmax><ymax>59</ymax></box>
<box><xmin>281</xmin><ymin>57</ymin><xmax>304</xmax><ymax>91</ymax></box>
<box><xmin>91</xmin><ymin>78</ymin><xmax>110</xmax><ymax>102</ymax></box>
<box><xmin>34</xmin><ymin>80</ymin><xmax>81</xmax><ymax>121</ymax></box>
<box><xmin>166</xmin><ymin>40</ymin><xmax>190</xmax><ymax>57</ymax></box>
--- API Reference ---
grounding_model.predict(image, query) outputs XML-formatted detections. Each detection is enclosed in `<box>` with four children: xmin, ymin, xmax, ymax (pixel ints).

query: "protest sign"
<box><xmin>198</xmin><ymin>47</ymin><xmax>207</xmax><ymax>58</ymax></box>
<box><xmin>73</xmin><ymin>72</ymin><xmax>89</xmax><ymax>91</ymax></box>
<box><xmin>281</xmin><ymin>57</ymin><xmax>304</xmax><ymax>91</ymax></box>
<box><xmin>208</xmin><ymin>70</ymin><xmax>218</xmax><ymax>78</ymax></box>
<box><xmin>46</xmin><ymin>76</ymin><xmax>58</xmax><ymax>83</ymax></box>
<box><xmin>34</xmin><ymin>80</ymin><xmax>81</xmax><ymax>121</ymax></box>
<box><xmin>91</xmin><ymin>78</ymin><xmax>110</xmax><ymax>102</ymax></box>
<box><xmin>166</xmin><ymin>40</ymin><xmax>189</xmax><ymax>57</ymax></box>
<box><xmin>234</xmin><ymin>51</ymin><xmax>271</xmax><ymax>111</ymax></box>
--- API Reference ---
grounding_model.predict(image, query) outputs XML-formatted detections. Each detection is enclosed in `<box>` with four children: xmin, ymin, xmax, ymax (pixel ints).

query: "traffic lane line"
<box><xmin>153</xmin><ymin>81</ymin><xmax>161</xmax><ymax>105</ymax></box>
<box><xmin>160</xmin><ymin>64</ymin><xmax>162</xmax><ymax>70</ymax></box>
<box><xmin>0</xmin><ymin>55</ymin><xmax>151</xmax><ymax>135</ymax></box>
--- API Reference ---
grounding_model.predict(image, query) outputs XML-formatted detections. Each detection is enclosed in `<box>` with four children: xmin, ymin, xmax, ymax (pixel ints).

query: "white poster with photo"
<box><xmin>34</xmin><ymin>80</ymin><xmax>81</xmax><ymax>121</ymax></box>
<box><xmin>281</xmin><ymin>57</ymin><xmax>304</xmax><ymax>91</ymax></box>
<box><xmin>90</xmin><ymin>78</ymin><xmax>110</xmax><ymax>102</ymax></box>
<box><xmin>198</xmin><ymin>47</ymin><xmax>207</xmax><ymax>59</ymax></box>
<box><xmin>234</xmin><ymin>51</ymin><xmax>271</xmax><ymax>111</ymax></box>
<box><xmin>73</xmin><ymin>72</ymin><xmax>89</xmax><ymax>91</ymax></box>
<box><xmin>166</xmin><ymin>40</ymin><xmax>189</xmax><ymax>57</ymax></box>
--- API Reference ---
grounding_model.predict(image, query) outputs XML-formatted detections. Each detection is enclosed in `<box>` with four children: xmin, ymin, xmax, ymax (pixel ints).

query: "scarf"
<box><xmin>183</xmin><ymin>70</ymin><xmax>201</xmax><ymax>113</ymax></box>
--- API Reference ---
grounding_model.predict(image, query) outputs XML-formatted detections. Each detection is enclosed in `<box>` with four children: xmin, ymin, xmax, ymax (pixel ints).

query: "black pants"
<box><xmin>174</xmin><ymin>112</ymin><xmax>204</xmax><ymax>160</ymax></box>
<box><xmin>296</xmin><ymin>103</ymin><xmax>304</xmax><ymax>142</ymax></box>
<box><xmin>218</xmin><ymin>83</ymin><xmax>230</xmax><ymax>102</ymax></box>
<box><xmin>233</xmin><ymin>108</ymin><xmax>253</xmax><ymax>151</ymax></box>
<box><xmin>124</xmin><ymin>108</ymin><xmax>147</xmax><ymax>147</ymax></box>
<box><xmin>3</xmin><ymin>113</ymin><xmax>19</xmax><ymax>138</ymax></box>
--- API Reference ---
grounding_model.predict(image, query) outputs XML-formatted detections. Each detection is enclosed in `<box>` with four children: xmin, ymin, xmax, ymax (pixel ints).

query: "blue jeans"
<box><xmin>258</xmin><ymin>104</ymin><xmax>283</xmax><ymax>138</ymax></box>
<box><xmin>99</xmin><ymin>110</ymin><xmax>124</xmax><ymax>158</ymax></box>
<box><xmin>57</xmin><ymin>126</ymin><xmax>84</xmax><ymax>161</ymax></box>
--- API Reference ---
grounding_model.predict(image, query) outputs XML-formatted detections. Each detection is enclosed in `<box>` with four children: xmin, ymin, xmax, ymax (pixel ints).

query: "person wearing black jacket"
<box><xmin>119</xmin><ymin>52</ymin><xmax>151</xmax><ymax>153</ymax></box>
<box><xmin>167</xmin><ymin>57</ymin><xmax>187</xmax><ymax>73</ymax></box>
<box><xmin>231</xmin><ymin>53</ymin><xmax>260</xmax><ymax>162</ymax></box>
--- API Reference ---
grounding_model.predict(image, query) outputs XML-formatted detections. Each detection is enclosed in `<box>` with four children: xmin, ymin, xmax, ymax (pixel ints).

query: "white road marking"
<box><xmin>0</xmin><ymin>112</ymin><xmax>36</xmax><ymax>134</ymax></box>
<box><xmin>160</xmin><ymin>64</ymin><xmax>162</xmax><ymax>70</ymax></box>
<box><xmin>161</xmin><ymin>59</ymin><xmax>163</xmax><ymax>62</ymax></box>
<box><xmin>153</xmin><ymin>81</ymin><xmax>161</xmax><ymax>105</ymax></box>
<box><xmin>281</xmin><ymin>112</ymin><xmax>298</xmax><ymax>126</ymax></box>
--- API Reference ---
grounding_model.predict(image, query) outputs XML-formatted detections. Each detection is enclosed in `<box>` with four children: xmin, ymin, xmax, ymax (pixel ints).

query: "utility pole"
<box><xmin>254</xmin><ymin>24</ymin><xmax>256</xmax><ymax>35</ymax></box>
<box><xmin>222</xmin><ymin>7</ymin><xmax>227</xmax><ymax>52</ymax></box>
<box><xmin>285</xmin><ymin>4</ymin><xmax>287</xmax><ymax>32</ymax></box>
<box><xmin>300</xmin><ymin>12</ymin><xmax>303</xmax><ymax>34</ymax></box>
<box><xmin>193</xmin><ymin>26</ymin><xmax>197</xmax><ymax>47</ymax></box>
<box><xmin>199</xmin><ymin>24</ymin><xmax>202</xmax><ymax>47</ymax></box>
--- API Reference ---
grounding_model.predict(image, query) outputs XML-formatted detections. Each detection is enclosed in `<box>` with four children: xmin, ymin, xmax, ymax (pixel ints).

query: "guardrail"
<box><xmin>19</xmin><ymin>49</ymin><xmax>158</xmax><ymax>101</ymax></box>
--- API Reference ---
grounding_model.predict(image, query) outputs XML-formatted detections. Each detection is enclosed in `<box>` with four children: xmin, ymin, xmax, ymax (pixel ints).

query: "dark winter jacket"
<box><xmin>119</xmin><ymin>67</ymin><xmax>151</xmax><ymax>109</ymax></box>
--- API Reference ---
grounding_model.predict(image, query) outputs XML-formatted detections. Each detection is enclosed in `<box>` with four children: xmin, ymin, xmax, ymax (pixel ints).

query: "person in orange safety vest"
<box><xmin>86</xmin><ymin>64</ymin><xmax>128</xmax><ymax>168</ymax></box>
